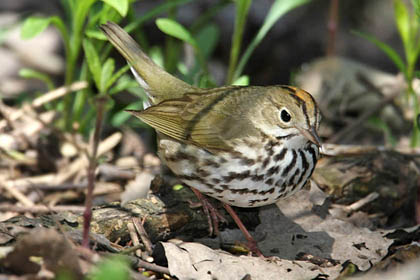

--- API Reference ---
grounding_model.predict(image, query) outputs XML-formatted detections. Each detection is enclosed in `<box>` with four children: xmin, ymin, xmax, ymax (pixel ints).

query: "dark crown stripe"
<box><xmin>301</xmin><ymin>102</ymin><xmax>311</xmax><ymax>129</ymax></box>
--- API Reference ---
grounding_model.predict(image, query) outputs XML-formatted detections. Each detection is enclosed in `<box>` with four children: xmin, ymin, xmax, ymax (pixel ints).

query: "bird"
<box><xmin>100</xmin><ymin>21</ymin><xmax>321</xmax><ymax>256</ymax></box>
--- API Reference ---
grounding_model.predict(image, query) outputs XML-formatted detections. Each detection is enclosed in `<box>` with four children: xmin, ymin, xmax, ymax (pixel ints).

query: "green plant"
<box><xmin>21</xmin><ymin>0</ymin><xmax>131</xmax><ymax>131</ymax></box>
<box><xmin>87</xmin><ymin>255</ymin><xmax>130</xmax><ymax>280</ymax></box>
<box><xmin>354</xmin><ymin>0</ymin><xmax>420</xmax><ymax>146</ymax></box>
<box><xmin>154</xmin><ymin>0</ymin><xmax>311</xmax><ymax>87</ymax></box>
<box><xmin>20</xmin><ymin>0</ymin><xmax>194</xmax><ymax>133</ymax></box>
<box><xmin>19</xmin><ymin>0</ymin><xmax>311</xmax><ymax>133</ymax></box>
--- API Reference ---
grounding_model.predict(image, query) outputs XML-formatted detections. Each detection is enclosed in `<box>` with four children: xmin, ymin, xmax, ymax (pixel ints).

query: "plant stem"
<box><xmin>82</xmin><ymin>96</ymin><xmax>107</xmax><ymax>248</ymax></box>
<box><xmin>226</xmin><ymin>0</ymin><xmax>252</xmax><ymax>85</ymax></box>
<box><xmin>326</xmin><ymin>0</ymin><xmax>339</xmax><ymax>56</ymax></box>
<box><xmin>409</xmin><ymin>84</ymin><xmax>420</xmax><ymax>147</ymax></box>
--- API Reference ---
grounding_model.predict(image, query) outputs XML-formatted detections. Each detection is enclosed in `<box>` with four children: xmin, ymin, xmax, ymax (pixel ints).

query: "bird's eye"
<box><xmin>280</xmin><ymin>109</ymin><xmax>291</xmax><ymax>123</ymax></box>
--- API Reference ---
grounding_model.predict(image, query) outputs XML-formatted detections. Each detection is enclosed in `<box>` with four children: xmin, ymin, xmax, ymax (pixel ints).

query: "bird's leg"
<box><xmin>223</xmin><ymin>203</ymin><xmax>263</xmax><ymax>257</ymax></box>
<box><xmin>190</xmin><ymin>188</ymin><xmax>227</xmax><ymax>236</ymax></box>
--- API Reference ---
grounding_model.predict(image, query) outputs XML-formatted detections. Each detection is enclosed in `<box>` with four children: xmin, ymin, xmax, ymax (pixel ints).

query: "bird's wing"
<box><xmin>129</xmin><ymin>86</ymin><xmax>260</xmax><ymax>153</ymax></box>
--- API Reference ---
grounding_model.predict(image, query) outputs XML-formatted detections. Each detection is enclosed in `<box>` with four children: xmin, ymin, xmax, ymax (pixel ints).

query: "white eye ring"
<box><xmin>279</xmin><ymin>108</ymin><xmax>291</xmax><ymax>123</ymax></box>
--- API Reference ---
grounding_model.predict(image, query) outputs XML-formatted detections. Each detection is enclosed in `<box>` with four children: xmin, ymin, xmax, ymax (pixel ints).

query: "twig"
<box><xmin>127</xmin><ymin>222</ymin><xmax>142</xmax><ymax>257</ymax></box>
<box><xmin>344</xmin><ymin>192</ymin><xmax>379</xmax><ymax>212</ymax></box>
<box><xmin>135</xmin><ymin>258</ymin><xmax>170</xmax><ymax>275</ymax></box>
<box><xmin>33</xmin><ymin>81</ymin><xmax>88</xmax><ymax>107</ymax></box>
<box><xmin>53</xmin><ymin>132</ymin><xmax>122</xmax><ymax>185</ymax></box>
<box><xmin>321</xmin><ymin>143</ymin><xmax>420</xmax><ymax>157</ymax></box>
<box><xmin>0</xmin><ymin>81</ymin><xmax>88</xmax><ymax>131</ymax></box>
<box><xmin>329</xmin><ymin>74</ymin><xmax>403</xmax><ymax>143</ymax></box>
<box><xmin>326</xmin><ymin>0</ymin><xmax>339</xmax><ymax>56</ymax></box>
<box><xmin>417</xmin><ymin>175</ymin><xmax>420</xmax><ymax>224</ymax></box>
<box><xmin>0</xmin><ymin>204</ymin><xmax>85</xmax><ymax>213</ymax></box>
<box><xmin>132</xmin><ymin>217</ymin><xmax>154</xmax><ymax>255</ymax></box>
<box><xmin>0</xmin><ymin>182</ymin><xmax>34</xmax><ymax>207</ymax></box>
<box><xmin>27</xmin><ymin>182</ymin><xmax>88</xmax><ymax>191</ymax></box>
<box><xmin>120</xmin><ymin>244</ymin><xmax>144</xmax><ymax>255</ymax></box>
<box><xmin>82</xmin><ymin>96</ymin><xmax>107</xmax><ymax>248</ymax></box>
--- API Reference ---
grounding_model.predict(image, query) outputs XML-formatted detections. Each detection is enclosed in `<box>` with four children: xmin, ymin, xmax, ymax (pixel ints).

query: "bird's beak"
<box><xmin>297</xmin><ymin>126</ymin><xmax>321</xmax><ymax>147</ymax></box>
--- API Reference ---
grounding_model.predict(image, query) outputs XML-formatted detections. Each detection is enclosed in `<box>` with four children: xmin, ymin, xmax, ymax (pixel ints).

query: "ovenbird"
<box><xmin>101</xmin><ymin>22</ymin><xmax>321</xmax><ymax>255</ymax></box>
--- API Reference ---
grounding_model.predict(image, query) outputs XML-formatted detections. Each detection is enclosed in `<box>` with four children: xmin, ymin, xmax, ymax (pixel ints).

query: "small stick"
<box><xmin>321</xmin><ymin>143</ymin><xmax>420</xmax><ymax>157</ymax></box>
<box><xmin>132</xmin><ymin>217</ymin><xmax>153</xmax><ymax>255</ymax></box>
<box><xmin>0</xmin><ymin>204</ymin><xmax>85</xmax><ymax>213</ymax></box>
<box><xmin>82</xmin><ymin>96</ymin><xmax>107</xmax><ymax>248</ymax></box>
<box><xmin>120</xmin><ymin>244</ymin><xmax>144</xmax><ymax>255</ymax></box>
<box><xmin>344</xmin><ymin>192</ymin><xmax>379</xmax><ymax>212</ymax></box>
<box><xmin>135</xmin><ymin>258</ymin><xmax>170</xmax><ymax>275</ymax></box>
<box><xmin>0</xmin><ymin>81</ymin><xmax>88</xmax><ymax>131</ymax></box>
<box><xmin>326</xmin><ymin>0</ymin><xmax>339</xmax><ymax>56</ymax></box>
<box><xmin>1</xmin><ymin>182</ymin><xmax>34</xmax><ymax>207</ymax></box>
<box><xmin>417</xmin><ymin>176</ymin><xmax>420</xmax><ymax>224</ymax></box>
<box><xmin>33</xmin><ymin>81</ymin><xmax>88</xmax><ymax>107</ymax></box>
<box><xmin>127</xmin><ymin>221</ymin><xmax>142</xmax><ymax>257</ymax></box>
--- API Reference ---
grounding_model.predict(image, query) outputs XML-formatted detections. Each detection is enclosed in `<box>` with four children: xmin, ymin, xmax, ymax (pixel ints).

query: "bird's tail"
<box><xmin>100</xmin><ymin>21</ymin><xmax>199</xmax><ymax>105</ymax></box>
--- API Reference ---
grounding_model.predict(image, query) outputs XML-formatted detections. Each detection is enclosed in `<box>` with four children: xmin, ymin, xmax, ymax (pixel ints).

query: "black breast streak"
<box><xmin>222</xmin><ymin>170</ymin><xmax>251</xmax><ymax>183</ymax></box>
<box><xmin>281</xmin><ymin>149</ymin><xmax>297</xmax><ymax>177</ymax></box>
<box><xmin>274</xmin><ymin>148</ymin><xmax>287</xmax><ymax>161</ymax></box>
<box><xmin>262</xmin><ymin>157</ymin><xmax>271</xmax><ymax>169</ymax></box>
<box><xmin>231</xmin><ymin>188</ymin><xmax>258</xmax><ymax>195</ymax></box>
<box><xmin>288</xmin><ymin>168</ymin><xmax>300</xmax><ymax>187</ymax></box>
<box><xmin>295</xmin><ymin>150</ymin><xmax>309</xmax><ymax>187</ymax></box>
<box><xmin>266</xmin><ymin>165</ymin><xmax>280</xmax><ymax>177</ymax></box>
<box><xmin>258</xmin><ymin>187</ymin><xmax>275</xmax><ymax>195</ymax></box>
<box><xmin>203</xmin><ymin>159</ymin><xmax>221</xmax><ymax>168</ymax></box>
<box><xmin>251</xmin><ymin>174</ymin><xmax>264</xmax><ymax>182</ymax></box>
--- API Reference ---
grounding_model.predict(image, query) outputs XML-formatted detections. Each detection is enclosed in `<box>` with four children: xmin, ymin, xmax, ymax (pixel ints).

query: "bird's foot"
<box><xmin>190</xmin><ymin>188</ymin><xmax>227</xmax><ymax>236</ymax></box>
<box><xmin>223</xmin><ymin>203</ymin><xmax>264</xmax><ymax>257</ymax></box>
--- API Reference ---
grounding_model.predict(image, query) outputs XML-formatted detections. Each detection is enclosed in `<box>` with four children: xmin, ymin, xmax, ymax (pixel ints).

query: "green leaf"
<box><xmin>149</xmin><ymin>46</ymin><xmax>165</xmax><ymax>67</ymax></box>
<box><xmin>83</xmin><ymin>39</ymin><xmax>102</xmax><ymax>89</ymax></box>
<box><xmin>100</xmin><ymin>58</ymin><xmax>115</xmax><ymax>92</ymax></box>
<box><xmin>413</xmin><ymin>0</ymin><xmax>420</xmax><ymax>19</ymax></box>
<box><xmin>232</xmin><ymin>75</ymin><xmax>250</xmax><ymax>86</ymax></box>
<box><xmin>101</xmin><ymin>0</ymin><xmax>129</xmax><ymax>17</ymax></box>
<box><xmin>353</xmin><ymin>30</ymin><xmax>406</xmax><ymax>76</ymax></box>
<box><xmin>106</xmin><ymin>64</ymin><xmax>130</xmax><ymax>93</ymax></box>
<box><xmin>19</xmin><ymin>68</ymin><xmax>55</xmax><ymax>90</ymax></box>
<box><xmin>89</xmin><ymin>255</ymin><xmax>130</xmax><ymax>280</ymax></box>
<box><xmin>110</xmin><ymin>110</ymin><xmax>132</xmax><ymax>127</ymax></box>
<box><xmin>111</xmin><ymin>100</ymin><xmax>143</xmax><ymax>126</ymax></box>
<box><xmin>394</xmin><ymin>0</ymin><xmax>411</xmax><ymax>50</ymax></box>
<box><xmin>125</xmin><ymin>0</ymin><xmax>193</xmax><ymax>33</ymax></box>
<box><xmin>21</xmin><ymin>17</ymin><xmax>51</xmax><ymax>39</ymax></box>
<box><xmin>227</xmin><ymin>0</ymin><xmax>252</xmax><ymax>84</ymax></box>
<box><xmin>173</xmin><ymin>184</ymin><xmax>184</xmax><ymax>191</ymax></box>
<box><xmin>156</xmin><ymin>18</ymin><xmax>197</xmax><ymax>47</ymax></box>
<box><xmin>196</xmin><ymin>24</ymin><xmax>220</xmax><ymax>58</ymax></box>
<box><xmin>234</xmin><ymin>0</ymin><xmax>311</xmax><ymax>80</ymax></box>
<box><xmin>108</xmin><ymin>74</ymin><xmax>139</xmax><ymax>95</ymax></box>
<box><xmin>85</xmin><ymin>29</ymin><xmax>107</xmax><ymax>40</ymax></box>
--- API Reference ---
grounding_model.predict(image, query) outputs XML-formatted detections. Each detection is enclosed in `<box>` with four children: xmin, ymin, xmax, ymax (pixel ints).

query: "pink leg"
<box><xmin>191</xmin><ymin>188</ymin><xmax>227</xmax><ymax>236</ymax></box>
<box><xmin>223</xmin><ymin>203</ymin><xmax>263</xmax><ymax>257</ymax></box>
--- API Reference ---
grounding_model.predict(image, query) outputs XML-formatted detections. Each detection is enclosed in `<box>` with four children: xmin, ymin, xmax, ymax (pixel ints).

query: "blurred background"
<box><xmin>0</xmin><ymin>0</ymin><xmax>402</xmax><ymax>97</ymax></box>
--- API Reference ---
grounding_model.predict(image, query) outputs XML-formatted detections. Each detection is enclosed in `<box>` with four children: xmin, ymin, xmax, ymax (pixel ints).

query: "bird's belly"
<box><xmin>160</xmin><ymin>139</ymin><xmax>319</xmax><ymax>208</ymax></box>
